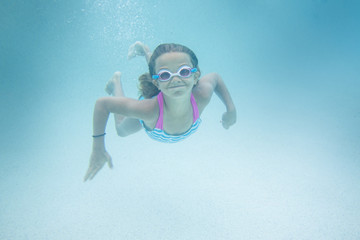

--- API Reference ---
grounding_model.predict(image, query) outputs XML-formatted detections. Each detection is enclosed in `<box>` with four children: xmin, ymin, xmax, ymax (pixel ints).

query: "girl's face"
<box><xmin>153</xmin><ymin>52</ymin><xmax>199</xmax><ymax>98</ymax></box>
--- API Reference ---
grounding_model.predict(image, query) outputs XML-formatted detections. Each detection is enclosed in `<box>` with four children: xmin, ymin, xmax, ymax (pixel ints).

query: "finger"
<box><xmin>107</xmin><ymin>158</ymin><xmax>113</xmax><ymax>169</ymax></box>
<box><xmin>84</xmin><ymin>167</ymin><xmax>93</xmax><ymax>182</ymax></box>
<box><xmin>84</xmin><ymin>164</ymin><xmax>100</xmax><ymax>182</ymax></box>
<box><xmin>84</xmin><ymin>172</ymin><xmax>91</xmax><ymax>182</ymax></box>
<box><xmin>221</xmin><ymin>120</ymin><xmax>228</xmax><ymax>129</ymax></box>
<box><xmin>88</xmin><ymin>166</ymin><xmax>102</xmax><ymax>181</ymax></box>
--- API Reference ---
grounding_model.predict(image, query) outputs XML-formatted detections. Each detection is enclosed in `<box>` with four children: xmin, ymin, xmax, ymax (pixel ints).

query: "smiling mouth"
<box><xmin>169</xmin><ymin>85</ymin><xmax>185</xmax><ymax>88</ymax></box>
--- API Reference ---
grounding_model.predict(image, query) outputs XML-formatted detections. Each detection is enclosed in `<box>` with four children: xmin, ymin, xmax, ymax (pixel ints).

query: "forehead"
<box><xmin>155</xmin><ymin>52</ymin><xmax>192</xmax><ymax>71</ymax></box>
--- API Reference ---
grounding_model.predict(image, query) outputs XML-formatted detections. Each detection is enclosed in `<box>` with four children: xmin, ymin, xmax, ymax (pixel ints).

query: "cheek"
<box><xmin>157</xmin><ymin>81</ymin><xmax>169</xmax><ymax>89</ymax></box>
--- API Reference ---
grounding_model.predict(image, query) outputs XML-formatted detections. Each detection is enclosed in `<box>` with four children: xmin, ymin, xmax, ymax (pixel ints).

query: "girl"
<box><xmin>84</xmin><ymin>41</ymin><xmax>237</xmax><ymax>181</ymax></box>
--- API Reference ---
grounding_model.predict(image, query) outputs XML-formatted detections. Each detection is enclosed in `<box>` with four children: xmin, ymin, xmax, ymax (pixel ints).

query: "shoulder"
<box><xmin>192</xmin><ymin>73</ymin><xmax>220</xmax><ymax>113</ymax></box>
<box><xmin>194</xmin><ymin>72</ymin><xmax>220</xmax><ymax>94</ymax></box>
<box><xmin>137</xmin><ymin>97</ymin><xmax>160</xmax><ymax>128</ymax></box>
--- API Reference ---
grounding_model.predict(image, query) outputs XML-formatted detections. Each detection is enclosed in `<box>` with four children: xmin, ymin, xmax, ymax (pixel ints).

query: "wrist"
<box><xmin>226</xmin><ymin>104</ymin><xmax>236</xmax><ymax>113</ymax></box>
<box><xmin>92</xmin><ymin>137</ymin><xmax>106</xmax><ymax>151</ymax></box>
<box><xmin>92</xmin><ymin>133</ymin><xmax>106</xmax><ymax>138</ymax></box>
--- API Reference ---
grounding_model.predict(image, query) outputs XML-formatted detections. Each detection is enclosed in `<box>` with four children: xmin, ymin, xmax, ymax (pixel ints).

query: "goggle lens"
<box><xmin>179</xmin><ymin>68</ymin><xmax>191</xmax><ymax>77</ymax></box>
<box><xmin>159</xmin><ymin>71</ymin><xmax>171</xmax><ymax>80</ymax></box>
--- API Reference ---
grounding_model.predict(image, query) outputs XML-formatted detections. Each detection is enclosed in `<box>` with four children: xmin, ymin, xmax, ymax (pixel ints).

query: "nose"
<box><xmin>170</xmin><ymin>75</ymin><xmax>182</xmax><ymax>82</ymax></box>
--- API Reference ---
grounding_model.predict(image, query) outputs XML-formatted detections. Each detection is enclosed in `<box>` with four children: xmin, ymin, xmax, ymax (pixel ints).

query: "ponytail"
<box><xmin>138</xmin><ymin>73</ymin><xmax>160</xmax><ymax>99</ymax></box>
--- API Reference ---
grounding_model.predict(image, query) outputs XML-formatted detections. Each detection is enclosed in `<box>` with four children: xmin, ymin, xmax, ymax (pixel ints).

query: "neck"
<box><xmin>162</xmin><ymin>93</ymin><xmax>192</xmax><ymax>117</ymax></box>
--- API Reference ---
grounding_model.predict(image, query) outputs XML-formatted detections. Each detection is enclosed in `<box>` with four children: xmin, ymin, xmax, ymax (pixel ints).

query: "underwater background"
<box><xmin>1</xmin><ymin>0</ymin><xmax>360</xmax><ymax>239</ymax></box>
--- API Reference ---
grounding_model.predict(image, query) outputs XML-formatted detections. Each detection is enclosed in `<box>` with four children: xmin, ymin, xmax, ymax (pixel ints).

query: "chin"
<box><xmin>169</xmin><ymin>89</ymin><xmax>191</xmax><ymax>98</ymax></box>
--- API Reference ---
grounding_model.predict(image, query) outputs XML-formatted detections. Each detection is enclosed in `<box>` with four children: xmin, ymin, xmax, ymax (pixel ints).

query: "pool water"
<box><xmin>1</xmin><ymin>0</ymin><xmax>360</xmax><ymax>239</ymax></box>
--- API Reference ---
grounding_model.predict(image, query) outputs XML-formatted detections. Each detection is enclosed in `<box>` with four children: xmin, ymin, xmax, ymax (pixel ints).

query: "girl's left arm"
<box><xmin>195</xmin><ymin>73</ymin><xmax>237</xmax><ymax>129</ymax></box>
<box><xmin>212</xmin><ymin>73</ymin><xmax>237</xmax><ymax>129</ymax></box>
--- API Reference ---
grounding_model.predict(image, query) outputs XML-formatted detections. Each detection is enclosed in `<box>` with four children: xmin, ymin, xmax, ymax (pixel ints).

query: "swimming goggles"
<box><xmin>152</xmin><ymin>65</ymin><xmax>197</xmax><ymax>82</ymax></box>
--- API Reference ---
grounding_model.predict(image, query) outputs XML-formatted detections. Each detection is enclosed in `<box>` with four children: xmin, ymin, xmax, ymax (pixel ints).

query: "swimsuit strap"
<box><xmin>155</xmin><ymin>92</ymin><xmax>164</xmax><ymax>129</ymax></box>
<box><xmin>154</xmin><ymin>92</ymin><xmax>199</xmax><ymax>130</ymax></box>
<box><xmin>190</xmin><ymin>93</ymin><xmax>199</xmax><ymax>122</ymax></box>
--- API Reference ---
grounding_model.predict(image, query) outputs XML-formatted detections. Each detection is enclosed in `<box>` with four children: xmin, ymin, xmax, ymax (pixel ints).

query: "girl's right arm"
<box><xmin>84</xmin><ymin>97</ymin><xmax>156</xmax><ymax>181</ymax></box>
<box><xmin>83</xmin><ymin>98</ymin><xmax>113</xmax><ymax>182</ymax></box>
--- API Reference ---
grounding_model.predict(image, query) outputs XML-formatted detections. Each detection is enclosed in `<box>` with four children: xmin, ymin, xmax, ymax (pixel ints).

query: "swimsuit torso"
<box><xmin>140</xmin><ymin>92</ymin><xmax>201</xmax><ymax>143</ymax></box>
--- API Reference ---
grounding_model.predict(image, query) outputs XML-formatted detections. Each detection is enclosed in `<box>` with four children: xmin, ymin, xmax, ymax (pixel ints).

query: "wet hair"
<box><xmin>138</xmin><ymin>43</ymin><xmax>200</xmax><ymax>99</ymax></box>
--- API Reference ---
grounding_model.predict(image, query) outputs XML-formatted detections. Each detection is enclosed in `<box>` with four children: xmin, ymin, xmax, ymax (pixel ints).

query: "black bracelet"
<box><xmin>92</xmin><ymin>133</ymin><xmax>106</xmax><ymax>138</ymax></box>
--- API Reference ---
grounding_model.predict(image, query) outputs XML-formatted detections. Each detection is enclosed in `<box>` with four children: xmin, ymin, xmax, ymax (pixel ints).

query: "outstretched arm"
<box><xmin>84</xmin><ymin>97</ymin><xmax>156</xmax><ymax>181</ymax></box>
<box><xmin>194</xmin><ymin>73</ymin><xmax>237</xmax><ymax>129</ymax></box>
<box><xmin>84</xmin><ymin>99</ymin><xmax>112</xmax><ymax>181</ymax></box>
<box><xmin>213</xmin><ymin>74</ymin><xmax>237</xmax><ymax>129</ymax></box>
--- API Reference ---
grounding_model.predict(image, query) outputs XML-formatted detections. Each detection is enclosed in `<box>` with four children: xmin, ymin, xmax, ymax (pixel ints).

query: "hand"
<box><xmin>84</xmin><ymin>150</ymin><xmax>113</xmax><ymax>181</ymax></box>
<box><xmin>221</xmin><ymin>110</ymin><xmax>237</xmax><ymax>129</ymax></box>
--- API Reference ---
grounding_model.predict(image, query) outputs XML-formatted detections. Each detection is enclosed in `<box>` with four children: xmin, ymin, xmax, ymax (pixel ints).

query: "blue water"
<box><xmin>1</xmin><ymin>0</ymin><xmax>360</xmax><ymax>239</ymax></box>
